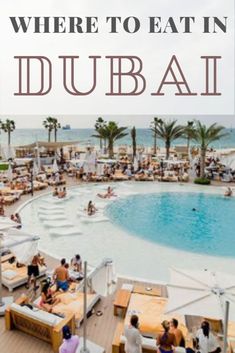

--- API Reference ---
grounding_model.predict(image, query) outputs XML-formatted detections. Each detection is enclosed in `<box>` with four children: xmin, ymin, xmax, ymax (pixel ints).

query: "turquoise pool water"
<box><xmin>106</xmin><ymin>192</ymin><xmax>235</xmax><ymax>257</ymax></box>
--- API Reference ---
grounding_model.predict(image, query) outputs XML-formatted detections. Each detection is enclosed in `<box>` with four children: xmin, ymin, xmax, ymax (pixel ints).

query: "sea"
<box><xmin>0</xmin><ymin>128</ymin><xmax>235</xmax><ymax>149</ymax></box>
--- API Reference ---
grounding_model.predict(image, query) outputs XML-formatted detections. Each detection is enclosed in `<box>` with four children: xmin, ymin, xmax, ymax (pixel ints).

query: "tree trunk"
<box><xmin>54</xmin><ymin>128</ymin><xmax>57</xmax><ymax>142</ymax></box>
<box><xmin>48</xmin><ymin>130</ymin><xmax>51</xmax><ymax>142</ymax></box>
<box><xmin>99</xmin><ymin>138</ymin><xmax>103</xmax><ymax>151</ymax></box>
<box><xmin>108</xmin><ymin>140</ymin><xmax>114</xmax><ymax>158</ymax></box>
<box><xmin>153</xmin><ymin>133</ymin><xmax>157</xmax><ymax>155</ymax></box>
<box><xmin>187</xmin><ymin>137</ymin><xmax>190</xmax><ymax>155</ymax></box>
<box><xmin>104</xmin><ymin>139</ymin><xmax>107</xmax><ymax>154</ymax></box>
<box><xmin>8</xmin><ymin>131</ymin><xmax>11</xmax><ymax>145</ymax></box>
<box><xmin>165</xmin><ymin>141</ymin><xmax>170</xmax><ymax>160</ymax></box>
<box><xmin>200</xmin><ymin>148</ymin><xmax>206</xmax><ymax>178</ymax></box>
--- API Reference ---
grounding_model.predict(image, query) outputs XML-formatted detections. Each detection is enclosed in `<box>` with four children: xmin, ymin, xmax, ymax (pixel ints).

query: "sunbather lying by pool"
<box><xmin>86</xmin><ymin>200</ymin><xmax>97</xmax><ymax>215</ymax></box>
<box><xmin>224</xmin><ymin>187</ymin><xmax>233</xmax><ymax>197</ymax></box>
<box><xmin>97</xmin><ymin>186</ymin><xmax>117</xmax><ymax>199</ymax></box>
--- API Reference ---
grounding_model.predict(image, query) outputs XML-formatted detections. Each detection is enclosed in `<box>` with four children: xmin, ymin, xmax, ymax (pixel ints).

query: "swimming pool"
<box><xmin>19</xmin><ymin>183</ymin><xmax>235</xmax><ymax>281</ymax></box>
<box><xmin>107</xmin><ymin>192</ymin><xmax>235</xmax><ymax>257</ymax></box>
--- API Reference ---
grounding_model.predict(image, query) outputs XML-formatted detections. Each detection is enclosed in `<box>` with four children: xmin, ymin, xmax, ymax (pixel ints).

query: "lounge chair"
<box><xmin>5</xmin><ymin>295</ymin><xmax>75</xmax><ymax>353</ymax></box>
<box><xmin>135</xmin><ymin>174</ymin><xmax>154</xmax><ymax>181</ymax></box>
<box><xmin>112</xmin><ymin>172</ymin><xmax>130</xmax><ymax>181</ymax></box>
<box><xmin>34</xmin><ymin>290</ymin><xmax>100</xmax><ymax>328</ymax></box>
<box><xmin>1</xmin><ymin>261</ymin><xmax>47</xmax><ymax>292</ymax></box>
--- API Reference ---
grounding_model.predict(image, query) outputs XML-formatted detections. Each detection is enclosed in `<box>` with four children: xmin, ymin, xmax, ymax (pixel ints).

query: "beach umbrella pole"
<box><xmin>81</xmin><ymin>261</ymin><xmax>89</xmax><ymax>353</ymax></box>
<box><xmin>223</xmin><ymin>301</ymin><xmax>229</xmax><ymax>353</ymax></box>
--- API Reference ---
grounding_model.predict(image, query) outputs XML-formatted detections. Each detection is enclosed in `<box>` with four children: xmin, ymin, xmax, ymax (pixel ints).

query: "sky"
<box><xmin>1</xmin><ymin>114</ymin><xmax>234</xmax><ymax>129</ymax></box>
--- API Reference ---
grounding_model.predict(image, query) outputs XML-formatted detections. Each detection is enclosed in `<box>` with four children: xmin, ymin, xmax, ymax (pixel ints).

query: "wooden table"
<box><xmin>113</xmin><ymin>289</ymin><xmax>131</xmax><ymax>317</ymax></box>
<box><xmin>133</xmin><ymin>285</ymin><xmax>161</xmax><ymax>297</ymax></box>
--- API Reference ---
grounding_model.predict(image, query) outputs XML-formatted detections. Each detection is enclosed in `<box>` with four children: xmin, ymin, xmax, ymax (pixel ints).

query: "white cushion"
<box><xmin>2</xmin><ymin>270</ymin><xmax>17</xmax><ymax>280</ymax></box>
<box><xmin>11</xmin><ymin>303</ymin><xmax>62</xmax><ymax>326</ymax></box>
<box><xmin>121</xmin><ymin>283</ymin><xmax>133</xmax><ymax>292</ymax></box>
<box><xmin>120</xmin><ymin>335</ymin><xmax>156</xmax><ymax>350</ymax></box>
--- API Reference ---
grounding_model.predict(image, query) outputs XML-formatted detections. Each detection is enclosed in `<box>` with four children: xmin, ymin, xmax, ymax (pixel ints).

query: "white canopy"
<box><xmin>166</xmin><ymin>267</ymin><xmax>235</xmax><ymax>321</ymax></box>
<box><xmin>0</xmin><ymin>228</ymin><xmax>39</xmax><ymax>263</ymax></box>
<box><xmin>7</xmin><ymin>164</ymin><xmax>13</xmax><ymax>181</ymax></box>
<box><xmin>83</xmin><ymin>151</ymin><xmax>96</xmax><ymax>173</ymax></box>
<box><xmin>52</xmin><ymin>158</ymin><xmax>59</xmax><ymax>173</ymax></box>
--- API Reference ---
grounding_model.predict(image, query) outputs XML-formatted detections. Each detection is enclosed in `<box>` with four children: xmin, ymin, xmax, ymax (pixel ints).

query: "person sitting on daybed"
<box><xmin>53</xmin><ymin>258</ymin><xmax>70</xmax><ymax>291</ymax></box>
<box><xmin>39</xmin><ymin>282</ymin><xmax>60</xmax><ymax>312</ymax></box>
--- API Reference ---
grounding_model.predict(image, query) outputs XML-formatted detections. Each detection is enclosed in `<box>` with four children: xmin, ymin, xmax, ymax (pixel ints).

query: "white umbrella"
<box><xmin>52</xmin><ymin>159</ymin><xmax>59</xmax><ymax>173</ymax></box>
<box><xmin>166</xmin><ymin>268</ymin><xmax>235</xmax><ymax>353</ymax></box>
<box><xmin>7</xmin><ymin>164</ymin><xmax>13</xmax><ymax>182</ymax></box>
<box><xmin>83</xmin><ymin>151</ymin><xmax>96</xmax><ymax>174</ymax></box>
<box><xmin>166</xmin><ymin>267</ymin><xmax>235</xmax><ymax>320</ymax></box>
<box><xmin>133</xmin><ymin>157</ymin><xmax>138</xmax><ymax>172</ymax></box>
<box><xmin>33</xmin><ymin>162</ymin><xmax>39</xmax><ymax>177</ymax></box>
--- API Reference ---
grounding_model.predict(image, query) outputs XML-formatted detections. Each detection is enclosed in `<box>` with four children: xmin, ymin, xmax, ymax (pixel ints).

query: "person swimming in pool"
<box><xmin>97</xmin><ymin>186</ymin><xmax>116</xmax><ymax>199</ymax></box>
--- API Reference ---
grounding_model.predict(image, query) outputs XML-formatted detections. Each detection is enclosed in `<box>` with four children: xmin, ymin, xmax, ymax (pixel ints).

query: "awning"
<box><xmin>16</xmin><ymin>141</ymin><xmax>80</xmax><ymax>149</ymax></box>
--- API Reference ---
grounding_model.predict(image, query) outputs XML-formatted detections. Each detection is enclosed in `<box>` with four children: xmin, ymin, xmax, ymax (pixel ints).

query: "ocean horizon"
<box><xmin>0</xmin><ymin>128</ymin><xmax>235</xmax><ymax>149</ymax></box>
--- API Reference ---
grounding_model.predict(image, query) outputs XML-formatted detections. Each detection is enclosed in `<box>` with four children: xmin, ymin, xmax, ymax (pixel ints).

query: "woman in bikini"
<box><xmin>39</xmin><ymin>282</ymin><xmax>60</xmax><ymax>312</ymax></box>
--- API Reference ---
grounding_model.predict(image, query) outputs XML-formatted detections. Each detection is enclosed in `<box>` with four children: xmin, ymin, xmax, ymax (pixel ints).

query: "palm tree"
<box><xmin>43</xmin><ymin>117</ymin><xmax>54</xmax><ymax>142</ymax></box>
<box><xmin>184</xmin><ymin>120</ymin><xmax>195</xmax><ymax>155</ymax></box>
<box><xmin>51</xmin><ymin>118</ymin><xmax>61</xmax><ymax>142</ymax></box>
<box><xmin>192</xmin><ymin>121</ymin><xmax>228</xmax><ymax>178</ymax></box>
<box><xmin>150</xmin><ymin>117</ymin><xmax>163</xmax><ymax>155</ymax></box>
<box><xmin>131</xmin><ymin>126</ymin><xmax>137</xmax><ymax>160</ymax></box>
<box><xmin>94</xmin><ymin>117</ymin><xmax>106</xmax><ymax>150</ymax></box>
<box><xmin>153</xmin><ymin>119</ymin><xmax>185</xmax><ymax>159</ymax></box>
<box><xmin>92</xmin><ymin>121</ymin><xmax>128</xmax><ymax>158</ymax></box>
<box><xmin>1</xmin><ymin>119</ymin><xmax>15</xmax><ymax>145</ymax></box>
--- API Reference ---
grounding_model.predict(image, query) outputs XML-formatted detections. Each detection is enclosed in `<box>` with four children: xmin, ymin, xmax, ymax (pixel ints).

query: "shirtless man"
<box><xmin>53</xmin><ymin>258</ymin><xmax>69</xmax><ymax>291</ymax></box>
<box><xmin>170</xmin><ymin>318</ymin><xmax>185</xmax><ymax>347</ymax></box>
<box><xmin>26</xmin><ymin>253</ymin><xmax>45</xmax><ymax>291</ymax></box>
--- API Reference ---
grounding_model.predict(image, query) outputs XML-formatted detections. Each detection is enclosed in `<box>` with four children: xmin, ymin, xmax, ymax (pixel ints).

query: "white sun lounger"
<box><xmin>49</xmin><ymin>228</ymin><xmax>82</xmax><ymax>236</ymax></box>
<box><xmin>38</xmin><ymin>209</ymin><xmax>64</xmax><ymax>216</ymax></box>
<box><xmin>38</xmin><ymin>205</ymin><xmax>64</xmax><ymax>211</ymax></box>
<box><xmin>38</xmin><ymin>214</ymin><xmax>67</xmax><ymax>221</ymax></box>
<box><xmin>79</xmin><ymin>215</ymin><xmax>109</xmax><ymax>223</ymax></box>
<box><xmin>42</xmin><ymin>220</ymin><xmax>74</xmax><ymax>228</ymax></box>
